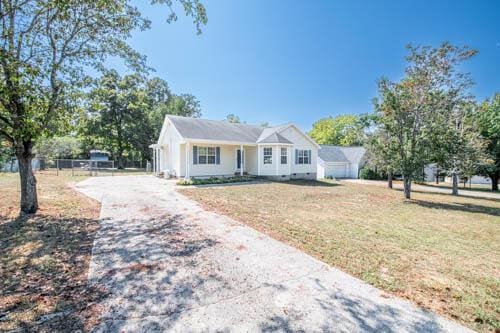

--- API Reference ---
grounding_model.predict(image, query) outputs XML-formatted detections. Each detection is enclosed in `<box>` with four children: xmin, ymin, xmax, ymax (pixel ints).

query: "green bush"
<box><xmin>176</xmin><ymin>176</ymin><xmax>255</xmax><ymax>186</ymax></box>
<box><xmin>359</xmin><ymin>167</ymin><xmax>386</xmax><ymax>180</ymax></box>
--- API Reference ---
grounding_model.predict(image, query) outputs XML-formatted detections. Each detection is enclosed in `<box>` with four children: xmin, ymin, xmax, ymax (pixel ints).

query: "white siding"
<box><xmin>158</xmin><ymin>119</ymin><xmax>183</xmax><ymax>177</ymax></box>
<box><xmin>279</xmin><ymin>126</ymin><xmax>317</xmax><ymax>175</ymax></box>
<box><xmin>245</xmin><ymin>146</ymin><xmax>258</xmax><ymax>175</ymax></box>
<box><xmin>179</xmin><ymin>144</ymin><xmax>239</xmax><ymax>177</ymax></box>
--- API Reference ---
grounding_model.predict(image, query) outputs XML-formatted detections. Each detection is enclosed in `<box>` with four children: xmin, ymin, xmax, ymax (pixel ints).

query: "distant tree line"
<box><xmin>27</xmin><ymin>72</ymin><xmax>201</xmax><ymax>169</ymax></box>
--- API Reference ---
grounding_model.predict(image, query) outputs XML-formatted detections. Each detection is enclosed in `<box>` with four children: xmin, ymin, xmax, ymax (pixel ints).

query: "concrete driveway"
<box><xmin>74</xmin><ymin>175</ymin><xmax>471</xmax><ymax>333</ymax></box>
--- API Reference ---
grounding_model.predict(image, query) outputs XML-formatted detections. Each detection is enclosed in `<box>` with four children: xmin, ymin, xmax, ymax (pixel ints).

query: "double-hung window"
<box><xmin>280</xmin><ymin>148</ymin><xmax>287</xmax><ymax>164</ymax></box>
<box><xmin>296</xmin><ymin>149</ymin><xmax>311</xmax><ymax>164</ymax></box>
<box><xmin>196</xmin><ymin>146</ymin><xmax>217</xmax><ymax>165</ymax></box>
<box><xmin>263</xmin><ymin>147</ymin><xmax>272</xmax><ymax>164</ymax></box>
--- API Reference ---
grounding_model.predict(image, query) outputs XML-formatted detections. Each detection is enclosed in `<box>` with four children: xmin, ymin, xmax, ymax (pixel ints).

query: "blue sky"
<box><xmin>122</xmin><ymin>0</ymin><xmax>499</xmax><ymax>131</ymax></box>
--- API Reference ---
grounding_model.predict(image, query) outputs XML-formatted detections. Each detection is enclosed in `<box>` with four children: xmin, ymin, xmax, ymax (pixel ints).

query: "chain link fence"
<box><xmin>33</xmin><ymin>159</ymin><xmax>149</xmax><ymax>176</ymax></box>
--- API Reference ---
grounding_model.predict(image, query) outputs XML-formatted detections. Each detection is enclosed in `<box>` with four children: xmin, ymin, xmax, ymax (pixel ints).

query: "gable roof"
<box><xmin>319</xmin><ymin>145</ymin><xmax>366</xmax><ymax>164</ymax></box>
<box><xmin>163</xmin><ymin>115</ymin><xmax>316</xmax><ymax>146</ymax></box>
<box><xmin>166</xmin><ymin>115</ymin><xmax>263</xmax><ymax>143</ymax></box>
<box><xmin>258</xmin><ymin>132</ymin><xmax>292</xmax><ymax>144</ymax></box>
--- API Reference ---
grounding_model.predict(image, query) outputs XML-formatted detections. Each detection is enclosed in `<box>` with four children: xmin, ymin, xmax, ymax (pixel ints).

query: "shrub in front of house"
<box><xmin>176</xmin><ymin>176</ymin><xmax>255</xmax><ymax>186</ymax></box>
<box><xmin>359</xmin><ymin>167</ymin><xmax>386</xmax><ymax>180</ymax></box>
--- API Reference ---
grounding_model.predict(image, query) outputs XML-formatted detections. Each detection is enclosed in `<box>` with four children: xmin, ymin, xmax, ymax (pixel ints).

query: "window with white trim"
<box><xmin>263</xmin><ymin>147</ymin><xmax>272</xmax><ymax>164</ymax></box>
<box><xmin>280</xmin><ymin>147</ymin><xmax>287</xmax><ymax>164</ymax></box>
<box><xmin>198</xmin><ymin>146</ymin><xmax>216</xmax><ymax>165</ymax></box>
<box><xmin>296</xmin><ymin>149</ymin><xmax>311</xmax><ymax>164</ymax></box>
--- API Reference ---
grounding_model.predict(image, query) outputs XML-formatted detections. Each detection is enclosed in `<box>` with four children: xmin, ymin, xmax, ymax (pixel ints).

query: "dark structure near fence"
<box><xmin>90</xmin><ymin>150</ymin><xmax>110</xmax><ymax>161</ymax></box>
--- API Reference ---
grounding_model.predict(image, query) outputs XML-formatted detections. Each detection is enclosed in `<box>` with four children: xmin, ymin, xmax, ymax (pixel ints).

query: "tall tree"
<box><xmin>477</xmin><ymin>93</ymin><xmax>500</xmax><ymax>191</ymax></box>
<box><xmin>431</xmin><ymin>102</ymin><xmax>485</xmax><ymax>195</ymax></box>
<box><xmin>85</xmin><ymin>70</ymin><xmax>147</xmax><ymax>168</ymax></box>
<box><xmin>371</xmin><ymin>43</ymin><xmax>477</xmax><ymax>199</ymax></box>
<box><xmin>83</xmin><ymin>73</ymin><xmax>201</xmax><ymax>167</ymax></box>
<box><xmin>309</xmin><ymin>115</ymin><xmax>365</xmax><ymax>146</ymax></box>
<box><xmin>0</xmin><ymin>0</ymin><xmax>207</xmax><ymax>213</ymax></box>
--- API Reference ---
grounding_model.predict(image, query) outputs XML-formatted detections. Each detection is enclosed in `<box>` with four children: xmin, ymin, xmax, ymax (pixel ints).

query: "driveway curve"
<box><xmin>74</xmin><ymin>175</ymin><xmax>471</xmax><ymax>333</ymax></box>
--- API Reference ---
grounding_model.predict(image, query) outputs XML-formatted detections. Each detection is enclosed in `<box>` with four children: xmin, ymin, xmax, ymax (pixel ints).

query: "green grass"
<box><xmin>180</xmin><ymin>179</ymin><xmax>500</xmax><ymax>332</ymax></box>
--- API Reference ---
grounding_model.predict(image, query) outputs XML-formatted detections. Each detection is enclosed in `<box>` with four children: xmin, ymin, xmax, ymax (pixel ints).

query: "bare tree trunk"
<box><xmin>435</xmin><ymin>167</ymin><xmax>439</xmax><ymax>184</ymax></box>
<box><xmin>451</xmin><ymin>171</ymin><xmax>459</xmax><ymax>196</ymax></box>
<box><xmin>16</xmin><ymin>142</ymin><xmax>38</xmax><ymax>214</ymax></box>
<box><xmin>403</xmin><ymin>175</ymin><xmax>411</xmax><ymax>199</ymax></box>
<box><xmin>387</xmin><ymin>171</ymin><xmax>393</xmax><ymax>189</ymax></box>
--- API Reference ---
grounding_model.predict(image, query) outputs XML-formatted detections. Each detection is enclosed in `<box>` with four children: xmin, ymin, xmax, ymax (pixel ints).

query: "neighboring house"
<box><xmin>317</xmin><ymin>145</ymin><xmax>366</xmax><ymax>179</ymax></box>
<box><xmin>150</xmin><ymin>115</ymin><xmax>319</xmax><ymax>180</ymax></box>
<box><xmin>423</xmin><ymin>164</ymin><xmax>492</xmax><ymax>184</ymax></box>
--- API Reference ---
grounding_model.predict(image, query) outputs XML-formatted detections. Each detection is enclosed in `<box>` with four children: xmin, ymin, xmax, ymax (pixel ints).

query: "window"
<box><xmin>263</xmin><ymin>147</ymin><xmax>272</xmax><ymax>164</ymax></box>
<box><xmin>196</xmin><ymin>146</ymin><xmax>217</xmax><ymax>165</ymax></box>
<box><xmin>281</xmin><ymin>148</ymin><xmax>287</xmax><ymax>164</ymax></box>
<box><xmin>296</xmin><ymin>149</ymin><xmax>311</xmax><ymax>164</ymax></box>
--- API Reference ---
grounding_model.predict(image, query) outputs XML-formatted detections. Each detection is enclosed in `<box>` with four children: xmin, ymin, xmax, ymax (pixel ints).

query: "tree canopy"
<box><xmin>309</xmin><ymin>115</ymin><xmax>364</xmax><ymax>146</ymax></box>
<box><xmin>82</xmin><ymin>70</ymin><xmax>201</xmax><ymax>168</ymax></box>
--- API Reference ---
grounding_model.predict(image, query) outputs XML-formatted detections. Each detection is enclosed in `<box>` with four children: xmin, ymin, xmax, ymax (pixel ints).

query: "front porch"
<box><xmin>150</xmin><ymin>142</ymin><xmax>294</xmax><ymax>180</ymax></box>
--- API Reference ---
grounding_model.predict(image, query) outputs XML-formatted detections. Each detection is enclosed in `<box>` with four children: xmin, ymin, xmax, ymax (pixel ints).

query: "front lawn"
<box><xmin>179</xmin><ymin>180</ymin><xmax>500</xmax><ymax>332</ymax></box>
<box><xmin>0</xmin><ymin>172</ymin><xmax>102</xmax><ymax>332</ymax></box>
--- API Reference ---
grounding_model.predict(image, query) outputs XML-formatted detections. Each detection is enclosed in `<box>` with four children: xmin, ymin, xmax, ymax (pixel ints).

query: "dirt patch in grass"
<box><xmin>0</xmin><ymin>172</ymin><xmax>103</xmax><ymax>332</ymax></box>
<box><xmin>180</xmin><ymin>179</ymin><xmax>500</xmax><ymax>332</ymax></box>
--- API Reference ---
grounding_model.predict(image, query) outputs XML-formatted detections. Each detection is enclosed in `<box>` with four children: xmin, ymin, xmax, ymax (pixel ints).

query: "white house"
<box><xmin>150</xmin><ymin>115</ymin><xmax>319</xmax><ymax>180</ymax></box>
<box><xmin>317</xmin><ymin>145</ymin><xmax>366</xmax><ymax>179</ymax></box>
<box><xmin>423</xmin><ymin>164</ymin><xmax>492</xmax><ymax>185</ymax></box>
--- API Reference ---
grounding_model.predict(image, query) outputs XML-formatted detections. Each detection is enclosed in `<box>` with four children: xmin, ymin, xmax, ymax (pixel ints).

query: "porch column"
<box><xmin>185</xmin><ymin>142</ymin><xmax>190</xmax><ymax>179</ymax></box>
<box><xmin>276</xmin><ymin>146</ymin><xmax>279</xmax><ymax>176</ymax></box>
<box><xmin>288</xmin><ymin>147</ymin><xmax>291</xmax><ymax>175</ymax></box>
<box><xmin>156</xmin><ymin>148</ymin><xmax>160</xmax><ymax>173</ymax></box>
<box><xmin>240</xmin><ymin>144</ymin><xmax>243</xmax><ymax>176</ymax></box>
<box><xmin>257</xmin><ymin>146</ymin><xmax>261</xmax><ymax>176</ymax></box>
<box><xmin>153</xmin><ymin>148</ymin><xmax>156</xmax><ymax>174</ymax></box>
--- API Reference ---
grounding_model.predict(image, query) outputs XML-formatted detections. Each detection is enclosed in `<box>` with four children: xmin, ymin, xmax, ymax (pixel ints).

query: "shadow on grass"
<box><xmin>416</xmin><ymin>182</ymin><xmax>494</xmax><ymax>193</ymax></box>
<box><xmin>0</xmin><ymin>213</ymin><xmax>105</xmax><ymax>332</ymax></box>
<box><xmin>283</xmin><ymin>179</ymin><xmax>343</xmax><ymax>187</ymax></box>
<box><xmin>393</xmin><ymin>188</ymin><xmax>500</xmax><ymax>204</ymax></box>
<box><xmin>409</xmin><ymin>199</ymin><xmax>500</xmax><ymax>217</ymax></box>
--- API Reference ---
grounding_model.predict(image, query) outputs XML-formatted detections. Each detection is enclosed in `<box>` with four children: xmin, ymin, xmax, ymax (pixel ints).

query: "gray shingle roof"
<box><xmin>319</xmin><ymin>145</ymin><xmax>366</xmax><ymax>164</ymax></box>
<box><xmin>318</xmin><ymin>146</ymin><xmax>349</xmax><ymax>163</ymax></box>
<box><xmin>167</xmin><ymin>115</ymin><xmax>264</xmax><ymax>143</ymax></box>
<box><xmin>258</xmin><ymin>132</ymin><xmax>292</xmax><ymax>144</ymax></box>
<box><xmin>256</xmin><ymin>124</ymin><xmax>291</xmax><ymax>142</ymax></box>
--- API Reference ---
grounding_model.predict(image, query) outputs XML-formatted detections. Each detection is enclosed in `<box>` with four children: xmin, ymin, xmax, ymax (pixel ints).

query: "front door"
<box><xmin>236</xmin><ymin>149</ymin><xmax>244</xmax><ymax>169</ymax></box>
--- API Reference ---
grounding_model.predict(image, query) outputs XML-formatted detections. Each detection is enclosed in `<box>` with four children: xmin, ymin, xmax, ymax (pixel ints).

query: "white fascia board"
<box><xmin>185</xmin><ymin>139</ymin><xmax>257</xmax><ymax>146</ymax></box>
